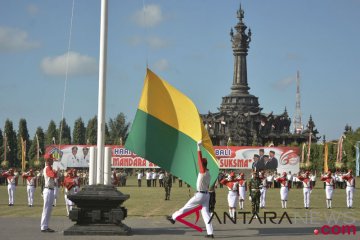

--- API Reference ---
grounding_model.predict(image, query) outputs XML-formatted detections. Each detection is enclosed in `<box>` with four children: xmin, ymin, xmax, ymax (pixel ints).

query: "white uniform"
<box><xmin>40</xmin><ymin>165</ymin><xmax>56</xmax><ymax>231</ymax></box>
<box><xmin>298</xmin><ymin>176</ymin><xmax>312</xmax><ymax>208</ymax></box>
<box><xmin>238</xmin><ymin>179</ymin><xmax>247</xmax><ymax>210</ymax></box>
<box><xmin>171</xmin><ymin>171</ymin><xmax>213</xmax><ymax>235</ymax></box>
<box><xmin>226</xmin><ymin>181</ymin><xmax>239</xmax><ymax>208</ymax></box>
<box><xmin>343</xmin><ymin>175</ymin><xmax>355</xmax><ymax>208</ymax></box>
<box><xmin>260</xmin><ymin>177</ymin><xmax>267</xmax><ymax>208</ymax></box>
<box><xmin>6</xmin><ymin>175</ymin><xmax>17</xmax><ymax>205</ymax></box>
<box><xmin>25</xmin><ymin>174</ymin><xmax>37</xmax><ymax>206</ymax></box>
<box><xmin>321</xmin><ymin>175</ymin><xmax>335</xmax><ymax>208</ymax></box>
<box><xmin>276</xmin><ymin>176</ymin><xmax>290</xmax><ymax>208</ymax></box>
<box><xmin>64</xmin><ymin>175</ymin><xmax>79</xmax><ymax>216</ymax></box>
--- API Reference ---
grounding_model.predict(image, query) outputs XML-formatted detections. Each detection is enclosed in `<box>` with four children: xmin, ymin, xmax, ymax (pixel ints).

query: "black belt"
<box><xmin>197</xmin><ymin>191</ymin><xmax>208</xmax><ymax>194</ymax></box>
<box><xmin>45</xmin><ymin>187</ymin><xmax>54</xmax><ymax>190</ymax></box>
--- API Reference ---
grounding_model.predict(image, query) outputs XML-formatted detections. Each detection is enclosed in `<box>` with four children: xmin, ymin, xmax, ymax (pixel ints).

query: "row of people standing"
<box><xmin>218</xmin><ymin>169</ymin><xmax>355</xmax><ymax>220</ymax></box>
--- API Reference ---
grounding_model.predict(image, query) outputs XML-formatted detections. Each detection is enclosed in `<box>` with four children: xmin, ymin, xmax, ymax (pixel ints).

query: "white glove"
<box><xmin>197</xmin><ymin>140</ymin><xmax>202</xmax><ymax>150</ymax></box>
<box><xmin>249</xmin><ymin>196</ymin><xmax>252</xmax><ymax>201</ymax></box>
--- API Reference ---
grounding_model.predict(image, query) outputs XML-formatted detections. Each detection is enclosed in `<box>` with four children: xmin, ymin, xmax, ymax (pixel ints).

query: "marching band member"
<box><xmin>220</xmin><ymin>172</ymin><xmax>239</xmax><ymax>219</ymax></box>
<box><xmin>63</xmin><ymin>169</ymin><xmax>80</xmax><ymax>216</ymax></box>
<box><xmin>298</xmin><ymin>171</ymin><xmax>312</xmax><ymax>209</ymax></box>
<box><xmin>2</xmin><ymin>168</ymin><xmax>18</xmax><ymax>206</ymax></box>
<box><xmin>40</xmin><ymin>153</ymin><xmax>58</xmax><ymax>232</ymax></box>
<box><xmin>320</xmin><ymin>171</ymin><xmax>336</xmax><ymax>209</ymax></box>
<box><xmin>237</xmin><ymin>173</ymin><xmax>247</xmax><ymax>210</ymax></box>
<box><xmin>275</xmin><ymin>172</ymin><xmax>291</xmax><ymax>209</ymax></box>
<box><xmin>22</xmin><ymin>168</ymin><xmax>37</xmax><ymax>207</ymax></box>
<box><xmin>342</xmin><ymin>169</ymin><xmax>355</xmax><ymax>208</ymax></box>
<box><xmin>259</xmin><ymin>171</ymin><xmax>268</xmax><ymax>209</ymax></box>
<box><xmin>167</xmin><ymin>141</ymin><xmax>214</xmax><ymax>238</ymax></box>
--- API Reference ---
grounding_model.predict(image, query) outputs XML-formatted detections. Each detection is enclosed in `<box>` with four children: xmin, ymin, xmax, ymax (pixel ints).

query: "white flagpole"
<box><xmin>96</xmin><ymin>0</ymin><xmax>108</xmax><ymax>185</ymax></box>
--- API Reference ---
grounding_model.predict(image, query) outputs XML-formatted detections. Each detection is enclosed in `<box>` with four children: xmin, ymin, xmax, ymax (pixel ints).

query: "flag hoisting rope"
<box><xmin>58</xmin><ymin>0</ymin><xmax>75</xmax><ymax>147</ymax></box>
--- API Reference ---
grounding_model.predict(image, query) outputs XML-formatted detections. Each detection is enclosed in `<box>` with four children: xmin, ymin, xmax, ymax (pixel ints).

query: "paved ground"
<box><xmin>1</xmin><ymin>215</ymin><xmax>359</xmax><ymax>240</ymax></box>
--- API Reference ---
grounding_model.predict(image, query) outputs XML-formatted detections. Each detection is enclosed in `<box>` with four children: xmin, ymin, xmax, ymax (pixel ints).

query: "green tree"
<box><xmin>108</xmin><ymin>113</ymin><xmax>130</xmax><ymax>145</ymax></box>
<box><xmin>86</xmin><ymin>116</ymin><xmax>97</xmax><ymax>145</ymax></box>
<box><xmin>3</xmin><ymin>119</ymin><xmax>18</xmax><ymax>168</ymax></box>
<box><xmin>17</xmin><ymin>119</ymin><xmax>31</xmax><ymax>168</ymax></box>
<box><xmin>45</xmin><ymin>120</ymin><xmax>58</xmax><ymax>145</ymax></box>
<box><xmin>58</xmin><ymin>118</ymin><xmax>71</xmax><ymax>144</ymax></box>
<box><xmin>0</xmin><ymin>128</ymin><xmax>3</xmax><ymax>161</ymax></box>
<box><xmin>28</xmin><ymin>127</ymin><xmax>45</xmax><ymax>167</ymax></box>
<box><xmin>73</xmin><ymin>118</ymin><xmax>86</xmax><ymax>144</ymax></box>
<box><xmin>105</xmin><ymin>123</ymin><xmax>111</xmax><ymax>145</ymax></box>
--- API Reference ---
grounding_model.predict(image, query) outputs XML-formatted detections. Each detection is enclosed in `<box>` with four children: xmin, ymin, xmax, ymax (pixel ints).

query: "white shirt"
<box><xmin>137</xmin><ymin>172</ymin><xmax>143</xmax><ymax>180</ymax></box>
<box><xmin>196</xmin><ymin>171</ymin><xmax>210</xmax><ymax>192</ymax></box>
<box><xmin>145</xmin><ymin>172</ymin><xmax>152</xmax><ymax>180</ymax></box>
<box><xmin>43</xmin><ymin>166</ymin><xmax>55</xmax><ymax>189</ymax></box>
<box><xmin>158</xmin><ymin>173</ymin><xmax>165</xmax><ymax>180</ymax></box>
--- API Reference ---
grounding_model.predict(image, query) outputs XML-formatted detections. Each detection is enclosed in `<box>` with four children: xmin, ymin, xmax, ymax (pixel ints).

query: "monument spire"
<box><xmin>230</xmin><ymin>4</ymin><xmax>251</xmax><ymax>94</ymax></box>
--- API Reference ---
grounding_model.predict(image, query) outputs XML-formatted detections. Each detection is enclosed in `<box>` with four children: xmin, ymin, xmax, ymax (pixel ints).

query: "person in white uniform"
<box><xmin>22</xmin><ymin>168</ymin><xmax>37</xmax><ymax>207</ymax></box>
<box><xmin>259</xmin><ymin>171</ymin><xmax>268</xmax><ymax>209</ymax></box>
<box><xmin>220</xmin><ymin>172</ymin><xmax>239</xmax><ymax>219</ymax></box>
<box><xmin>275</xmin><ymin>172</ymin><xmax>291</xmax><ymax>208</ymax></box>
<box><xmin>2</xmin><ymin>168</ymin><xmax>18</xmax><ymax>206</ymax></box>
<box><xmin>320</xmin><ymin>171</ymin><xmax>336</xmax><ymax>209</ymax></box>
<box><xmin>40</xmin><ymin>153</ymin><xmax>58</xmax><ymax>233</ymax></box>
<box><xmin>298</xmin><ymin>171</ymin><xmax>312</xmax><ymax>209</ymax></box>
<box><xmin>342</xmin><ymin>169</ymin><xmax>355</xmax><ymax>208</ymax></box>
<box><xmin>237</xmin><ymin>173</ymin><xmax>247</xmax><ymax>210</ymax></box>
<box><xmin>166</xmin><ymin>141</ymin><xmax>214</xmax><ymax>238</ymax></box>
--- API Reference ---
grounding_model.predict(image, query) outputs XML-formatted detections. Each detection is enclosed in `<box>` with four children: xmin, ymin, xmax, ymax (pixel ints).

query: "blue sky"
<box><xmin>0</xmin><ymin>0</ymin><xmax>359</xmax><ymax>142</ymax></box>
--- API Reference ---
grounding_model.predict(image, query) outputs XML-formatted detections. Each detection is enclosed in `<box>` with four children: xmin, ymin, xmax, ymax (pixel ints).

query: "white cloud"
<box><xmin>127</xmin><ymin>36</ymin><xmax>143</xmax><ymax>46</ymax></box>
<box><xmin>153</xmin><ymin>59</ymin><xmax>169</xmax><ymax>71</ymax></box>
<box><xmin>147</xmin><ymin>36</ymin><xmax>169</xmax><ymax>49</ymax></box>
<box><xmin>41</xmin><ymin>51</ymin><xmax>97</xmax><ymax>77</ymax></box>
<box><xmin>27</xmin><ymin>4</ymin><xmax>39</xmax><ymax>16</ymax></box>
<box><xmin>272</xmin><ymin>76</ymin><xmax>295</xmax><ymax>90</ymax></box>
<box><xmin>0</xmin><ymin>26</ymin><xmax>40</xmax><ymax>52</ymax></box>
<box><xmin>286</xmin><ymin>53</ymin><xmax>302</xmax><ymax>61</ymax></box>
<box><xmin>127</xmin><ymin>35</ymin><xmax>169</xmax><ymax>49</ymax></box>
<box><xmin>133</xmin><ymin>4</ymin><xmax>163</xmax><ymax>27</ymax></box>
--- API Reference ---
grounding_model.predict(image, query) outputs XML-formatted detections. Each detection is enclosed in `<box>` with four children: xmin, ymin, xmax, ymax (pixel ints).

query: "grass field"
<box><xmin>0</xmin><ymin>176</ymin><xmax>359</xmax><ymax>222</ymax></box>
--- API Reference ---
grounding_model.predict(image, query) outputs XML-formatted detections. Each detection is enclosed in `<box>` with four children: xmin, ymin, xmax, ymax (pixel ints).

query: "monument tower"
<box><xmin>201</xmin><ymin>5</ymin><xmax>318</xmax><ymax>146</ymax></box>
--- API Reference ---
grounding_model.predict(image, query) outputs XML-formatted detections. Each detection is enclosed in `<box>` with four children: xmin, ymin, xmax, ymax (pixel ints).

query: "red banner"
<box><xmin>46</xmin><ymin>145</ymin><xmax>300</xmax><ymax>172</ymax></box>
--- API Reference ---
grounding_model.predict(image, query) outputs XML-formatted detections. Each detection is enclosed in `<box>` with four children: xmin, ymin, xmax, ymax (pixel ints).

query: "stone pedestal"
<box><xmin>63</xmin><ymin>184</ymin><xmax>131</xmax><ymax>235</ymax></box>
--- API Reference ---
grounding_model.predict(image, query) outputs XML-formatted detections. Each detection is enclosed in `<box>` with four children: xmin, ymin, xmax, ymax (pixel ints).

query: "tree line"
<box><xmin>0</xmin><ymin>113</ymin><xmax>130</xmax><ymax>169</ymax></box>
<box><xmin>1</xmin><ymin>115</ymin><xmax>359</xmax><ymax>173</ymax></box>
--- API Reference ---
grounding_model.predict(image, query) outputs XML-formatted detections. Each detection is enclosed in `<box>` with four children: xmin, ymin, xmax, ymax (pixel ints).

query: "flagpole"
<box><xmin>36</xmin><ymin>134</ymin><xmax>39</xmax><ymax>162</ymax></box>
<box><xmin>355</xmin><ymin>141</ymin><xmax>359</xmax><ymax>177</ymax></box>
<box><xmin>96</xmin><ymin>0</ymin><xmax>108</xmax><ymax>185</ymax></box>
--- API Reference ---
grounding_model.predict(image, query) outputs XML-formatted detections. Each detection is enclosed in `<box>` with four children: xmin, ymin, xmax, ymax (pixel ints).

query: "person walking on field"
<box><xmin>40</xmin><ymin>153</ymin><xmax>58</xmax><ymax>233</ymax></box>
<box><xmin>249</xmin><ymin>171</ymin><xmax>262</xmax><ymax>217</ymax></box>
<box><xmin>166</xmin><ymin>141</ymin><xmax>214</xmax><ymax>238</ymax></box>
<box><xmin>163</xmin><ymin>171</ymin><xmax>172</xmax><ymax>200</ymax></box>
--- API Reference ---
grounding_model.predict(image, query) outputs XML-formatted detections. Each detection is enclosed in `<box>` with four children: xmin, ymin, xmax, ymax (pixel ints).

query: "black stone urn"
<box><xmin>63</xmin><ymin>184</ymin><xmax>131</xmax><ymax>235</ymax></box>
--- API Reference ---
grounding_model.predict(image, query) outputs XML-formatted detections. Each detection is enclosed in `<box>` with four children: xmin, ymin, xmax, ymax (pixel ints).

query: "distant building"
<box><xmin>201</xmin><ymin>5</ymin><xmax>318</xmax><ymax>146</ymax></box>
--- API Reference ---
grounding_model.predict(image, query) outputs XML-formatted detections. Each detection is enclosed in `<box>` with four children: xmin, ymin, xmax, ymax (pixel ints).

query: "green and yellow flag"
<box><xmin>125</xmin><ymin>69</ymin><xmax>219</xmax><ymax>189</ymax></box>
